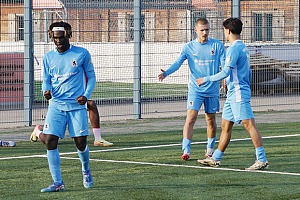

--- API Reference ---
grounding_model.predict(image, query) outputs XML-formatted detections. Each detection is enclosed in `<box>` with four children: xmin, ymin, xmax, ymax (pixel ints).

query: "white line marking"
<box><xmin>1</xmin><ymin>134</ymin><xmax>300</xmax><ymax>177</ymax></box>
<box><xmin>60</xmin><ymin>156</ymin><xmax>300</xmax><ymax>176</ymax></box>
<box><xmin>0</xmin><ymin>155</ymin><xmax>46</xmax><ymax>160</ymax></box>
<box><xmin>1</xmin><ymin>134</ymin><xmax>300</xmax><ymax>158</ymax></box>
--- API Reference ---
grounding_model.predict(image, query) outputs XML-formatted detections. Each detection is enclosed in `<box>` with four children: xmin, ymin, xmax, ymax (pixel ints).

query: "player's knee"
<box><xmin>76</xmin><ymin>143</ymin><xmax>86</xmax><ymax>151</ymax></box>
<box><xmin>186</xmin><ymin>118</ymin><xmax>197</xmax><ymax>126</ymax></box>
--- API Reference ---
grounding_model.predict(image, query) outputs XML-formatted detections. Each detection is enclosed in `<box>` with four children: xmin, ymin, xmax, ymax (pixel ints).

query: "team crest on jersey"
<box><xmin>189</xmin><ymin>101</ymin><xmax>194</xmax><ymax>106</ymax></box>
<box><xmin>211</xmin><ymin>49</ymin><xmax>215</xmax><ymax>55</ymax></box>
<box><xmin>72</xmin><ymin>59</ymin><xmax>78</xmax><ymax>67</ymax></box>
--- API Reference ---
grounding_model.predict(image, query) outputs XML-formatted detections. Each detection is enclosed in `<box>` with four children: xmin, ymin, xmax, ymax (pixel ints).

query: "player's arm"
<box><xmin>219</xmin><ymin>43</ymin><xmax>226</xmax><ymax>70</ymax></box>
<box><xmin>200</xmin><ymin>66</ymin><xmax>231</xmax><ymax>84</ymax></box>
<box><xmin>197</xmin><ymin>48</ymin><xmax>237</xmax><ymax>86</ymax></box>
<box><xmin>82</xmin><ymin>50</ymin><xmax>96</xmax><ymax>100</ymax></box>
<box><xmin>158</xmin><ymin>45</ymin><xmax>187</xmax><ymax>81</ymax></box>
<box><xmin>41</xmin><ymin>57</ymin><xmax>52</xmax><ymax>100</ymax></box>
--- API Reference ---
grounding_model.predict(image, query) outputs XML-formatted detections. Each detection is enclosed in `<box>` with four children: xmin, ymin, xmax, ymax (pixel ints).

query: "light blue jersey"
<box><xmin>224</xmin><ymin>40</ymin><xmax>251</xmax><ymax>102</ymax></box>
<box><xmin>164</xmin><ymin>38</ymin><xmax>225</xmax><ymax>97</ymax></box>
<box><xmin>42</xmin><ymin>45</ymin><xmax>96</xmax><ymax>111</ymax></box>
<box><xmin>204</xmin><ymin>40</ymin><xmax>251</xmax><ymax>103</ymax></box>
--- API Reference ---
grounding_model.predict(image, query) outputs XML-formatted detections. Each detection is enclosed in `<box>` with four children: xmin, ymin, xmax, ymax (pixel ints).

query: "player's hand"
<box><xmin>196</xmin><ymin>78</ymin><xmax>205</xmax><ymax>86</ymax></box>
<box><xmin>76</xmin><ymin>96</ymin><xmax>87</xmax><ymax>105</ymax></box>
<box><xmin>44</xmin><ymin>90</ymin><xmax>52</xmax><ymax>100</ymax></box>
<box><xmin>158</xmin><ymin>69</ymin><xmax>166</xmax><ymax>82</ymax></box>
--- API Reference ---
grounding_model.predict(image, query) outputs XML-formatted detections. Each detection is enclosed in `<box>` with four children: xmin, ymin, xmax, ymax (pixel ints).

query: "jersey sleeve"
<box><xmin>82</xmin><ymin>50</ymin><xmax>96</xmax><ymax>99</ymax></box>
<box><xmin>219</xmin><ymin>43</ymin><xmax>226</xmax><ymax>70</ymax></box>
<box><xmin>41</xmin><ymin>54</ymin><xmax>51</xmax><ymax>93</ymax></box>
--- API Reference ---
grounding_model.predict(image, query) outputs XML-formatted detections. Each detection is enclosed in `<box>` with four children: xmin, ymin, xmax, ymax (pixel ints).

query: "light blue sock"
<box><xmin>207</xmin><ymin>136</ymin><xmax>216</xmax><ymax>149</ymax></box>
<box><xmin>77</xmin><ymin>145</ymin><xmax>90</xmax><ymax>172</ymax></box>
<box><xmin>256</xmin><ymin>146</ymin><xmax>267</xmax><ymax>162</ymax></box>
<box><xmin>212</xmin><ymin>149</ymin><xmax>224</xmax><ymax>161</ymax></box>
<box><xmin>182</xmin><ymin>138</ymin><xmax>191</xmax><ymax>154</ymax></box>
<box><xmin>47</xmin><ymin>149</ymin><xmax>63</xmax><ymax>183</ymax></box>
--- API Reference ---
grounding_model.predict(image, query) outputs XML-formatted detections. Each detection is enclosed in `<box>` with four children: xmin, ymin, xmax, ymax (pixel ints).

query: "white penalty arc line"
<box><xmin>59</xmin><ymin>156</ymin><xmax>300</xmax><ymax>177</ymax></box>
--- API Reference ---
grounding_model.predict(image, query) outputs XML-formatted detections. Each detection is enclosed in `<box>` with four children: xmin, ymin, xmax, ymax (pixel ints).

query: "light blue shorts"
<box><xmin>187</xmin><ymin>91</ymin><xmax>219</xmax><ymax>113</ymax></box>
<box><xmin>43</xmin><ymin>106</ymin><xmax>89</xmax><ymax>139</ymax></box>
<box><xmin>222</xmin><ymin>101</ymin><xmax>254</xmax><ymax>124</ymax></box>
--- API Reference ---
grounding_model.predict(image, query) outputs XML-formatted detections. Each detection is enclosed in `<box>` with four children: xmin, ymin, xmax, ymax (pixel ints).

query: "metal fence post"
<box><xmin>133</xmin><ymin>0</ymin><xmax>142</xmax><ymax>119</ymax></box>
<box><xmin>24</xmin><ymin>0</ymin><xmax>34</xmax><ymax>126</ymax></box>
<box><xmin>232</xmin><ymin>0</ymin><xmax>240</xmax><ymax>19</ymax></box>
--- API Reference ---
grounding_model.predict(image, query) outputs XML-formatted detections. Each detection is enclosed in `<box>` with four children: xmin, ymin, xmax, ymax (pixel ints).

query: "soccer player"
<box><xmin>33</xmin><ymin>21</ymin><xmax>95</xmax><ymax>192</ymax></box>
<box><xmin>197</xmin><ymin>18</ymin><xmax>268</xmax><ymax>170</ymax></box>
<box><xmin>158</xmin><ymin>18</ymin><xmax>225</xmax><ymax>160</ymax></box>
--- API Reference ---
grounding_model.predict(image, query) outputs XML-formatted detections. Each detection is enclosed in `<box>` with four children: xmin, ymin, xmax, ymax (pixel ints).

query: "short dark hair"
<box><xmin>48</xmin><ymin>21</ymin><xmax>72</xmax><ymax>40</ymax></box>
<box><xmin>223</xmin><ymin>18</ymin><xmax>243</xmax><ymax>35</ymax></box>
<box><xmin>195</xmin><ymin>18</ymin><xmax>209</xmax><ymax>27</ymax></box>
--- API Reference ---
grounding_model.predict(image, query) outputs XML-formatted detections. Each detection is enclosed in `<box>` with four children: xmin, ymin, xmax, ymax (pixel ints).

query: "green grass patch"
<box><xmin>34</xmin><ymin>81</ymin><xmax>187</xmax><ymax>101</ymax></box>
<box><xmin>1</xmin><ymin>122</ymin><xmax>300</xmax><ymax>199</ymax></box>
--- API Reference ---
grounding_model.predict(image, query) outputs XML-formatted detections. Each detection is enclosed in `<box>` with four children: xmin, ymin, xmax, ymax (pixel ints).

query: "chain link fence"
<box><xmin>0</xmin><ymin>0</ymin><xmax>299</xmax><ymax>127</ymax></box>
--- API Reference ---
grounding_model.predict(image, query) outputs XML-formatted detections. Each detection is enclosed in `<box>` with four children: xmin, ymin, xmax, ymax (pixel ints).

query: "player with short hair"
<box><xmin>158</xmin><ymin>18</ymin><xmax>225</xmax><ymax>160</ymax></box>
<box><xmin>197</xmin><ymin>17</ymin><xmax>268</xmax><ymax>170</ymax></box>
<box><xmin>34</xmin><ymin>21</ymin><xmax>95</xmax><ymax>192</ymax></box>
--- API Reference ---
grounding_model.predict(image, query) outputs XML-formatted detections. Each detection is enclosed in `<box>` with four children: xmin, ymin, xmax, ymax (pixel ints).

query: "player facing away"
<box><xmin>197</xmin><ymin>18</ymin><xmax>268</xmax><ymax>170</ymax></box>
<box><xmin>158</xmin><ymin>18</ymin><xmax>225</xmax><ymax>161</ymax></box>
<box><xmin>34</xmin><ymin>21</ymin><xmax>96</xmax><ymax>192</ymax></box>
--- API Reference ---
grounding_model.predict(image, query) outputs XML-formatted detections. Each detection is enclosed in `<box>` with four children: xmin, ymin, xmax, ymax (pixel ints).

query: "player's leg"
<box><xmin>198</xmin><ymin>101</ymin><xmax>234</xmax><ymax>166</ymax></box>
<box><xmin>41</xmin><ymin>107</ymin><xmax>66</xmax><ymax>192</ymax></box>
<box><xmin>181</xmin><ymin>91</ymin><xmax>202</xmax><ymax>160</ymax></box>
<box><xmin>69</xmin><ymin>109</ymin><xmax>93</xmax><ymax>189</ymax></box>
<box><xmin>203</xmin><ymin>96</ymin><xmax>220</xmax><ymax>157</ymax></box>
<box><xmin>87</xmin><ymin>100</ymin><xmax>113</xmax><ymax>147</ymax></box>
<box><xmin>204</xmin><ymin>113</ymin><xmax>217</xmax><ymax>157</ymax></box>
<box><xmin>240</xmin><ymin>102</ymin><xmax>268</xmax><ymax>170</ymax></box>
<box><xmin>197</xmin><ymin>118</ymin><xmax>233</xmax><ymax>167</ymax></box>
<box><xmin>182</xmin><ymin>109</ymin><xmax>199</xmax><ymax>160</ymax></box>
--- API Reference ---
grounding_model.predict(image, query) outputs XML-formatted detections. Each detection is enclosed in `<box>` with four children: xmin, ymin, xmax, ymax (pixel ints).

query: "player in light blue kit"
<box><xmin>158</xmin><ymin>18</ymin><xmax>225</xmax><ymax>161</ymax></box>
<box><xmin>37</xmin><ymin>21</ymin><xmax>95</xmax><ymax>192</ymax></box>
<box><xmin>197</xmin><ymin>18</ymin><xmax>268</xmax><ymax>170</ymax></box>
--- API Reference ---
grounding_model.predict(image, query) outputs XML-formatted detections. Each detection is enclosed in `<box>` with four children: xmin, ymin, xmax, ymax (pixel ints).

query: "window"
<box><xmin>254</xmin><ymin>13</ymin><xmax>262</xmax><ymax>41</ymax></box>
<box><xmin>16</xmin><ymin>15</ymin><xmax>24</xmax><ymax>41</ymax></box>
<box><xmin>253</xmin><ymin>13</ymin><xmax>273</xmax><ymax>42</ymax></box>
<box><xmin>128</xmin><ymin>14</ymin><xmax>145</xmax><ymax>41</ymax></box>
<box><xmin>265</xmin><ymin>14</ymin><xmax>273</xmax><ymax>41</ymax></box>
